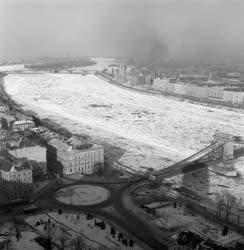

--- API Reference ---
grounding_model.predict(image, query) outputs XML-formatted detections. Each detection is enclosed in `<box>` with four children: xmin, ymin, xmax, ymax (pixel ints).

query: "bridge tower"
<box><xmin>213</xmin><ymin>132</ymin><xmax>234</xmax><ymax>161</ymax></box>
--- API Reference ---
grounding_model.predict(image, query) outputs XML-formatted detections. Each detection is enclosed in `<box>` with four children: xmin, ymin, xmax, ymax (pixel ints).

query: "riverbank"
<box><xmin>98</xmin><ymin>72</ymin><xmax>244</xmax><ymax>111</ymax></box>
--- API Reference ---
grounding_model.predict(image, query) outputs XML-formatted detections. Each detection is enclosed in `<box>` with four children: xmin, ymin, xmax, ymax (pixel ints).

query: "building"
<box><xmin>153</xmin><ymin>78</ymin><xmax>169</xmax><ymax>91</ymax></box>
<box><xmin>208</xmin><ymin>87</ymin><xmax>223</xmax><ymax>100</ymax></box>
<box><xmin>12</xmin><ymin>120</ymin><xmax>35</xmax><ymax>131</ymax></box>
<box><xmin>0</xmin><ymin>113</ymin><xmax>15</xmax><ymax>130</ymax></box>
<box><xmin>223</xmin><ymin>90</ymin><xmax>244</xmax><ymax>105</ymax></box>
<box><xmin>8</xmin><ymin>145</ymin><xmax>47</xmax><ymax>178</ymax></box>
<box><xmin>185</xmin><ymin>85</ymin><xmax>208</xmax><ymax>99</ymax></box>
<box><xmin>174</xmin><ymin>83</ymin><xmax>187</xmax><ymax>96</ymax></box>
<box><xmin>0</xmin><ymin>104</ymin><xmax>9</xmax><ymax>113</ymax></box>
<box><xmin>47</xmin><ymin>136</ymin><xmax>104</xmax><ymax>176</ymax></box>
<box><xmin>107</xmin><ymin>64</ymin><xmax>119</xmax><ymax>77</ymax></box>
<box><xmin>0</xmin><ymin>155</ymin><xmax>33</xmax><ymax>200</ymax></box>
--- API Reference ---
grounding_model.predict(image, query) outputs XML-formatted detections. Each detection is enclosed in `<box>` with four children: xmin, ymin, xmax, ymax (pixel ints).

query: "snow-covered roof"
<box><xmin>48</xmin><ymin>138</ymin><xmax>71</xmax><ymax>151</ymax></box>
<box><xmin>48</xmin><ymin>137</ymin><xmax>99</xmax><ymax>152</ymax></box>
<box><xmin>0</xmin><ymin>156</ymin><xmax>31</xmax><ymax>172</ymax></box>
<box><xmin>0</xmin><ymin>113</ymin><xmax>15</xmax><ymax>122</ymax></box>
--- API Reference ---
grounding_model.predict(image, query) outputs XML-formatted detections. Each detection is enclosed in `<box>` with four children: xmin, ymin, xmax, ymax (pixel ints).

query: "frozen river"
<box><xmin>4</xmin><ymin>72</ymin><xmax>244</xmax><ymax>171</ymax></box>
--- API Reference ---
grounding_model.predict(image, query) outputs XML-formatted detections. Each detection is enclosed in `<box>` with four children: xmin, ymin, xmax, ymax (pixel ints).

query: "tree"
<box><xmin>110</xmin><ymin>227</ymin><xmax>116</xmax><ymax>238</ymax></box>
<box><xmin>43</xmin><ymin>222</ymin><xmax>56</xmax><ymax>250</ymax></box>
<box><xmin>13</xmin><ymin>217</ymin><xmax>22</xmax><ymax>241</ymax></box>
<box><xmin>236</xmin><ymin>198</ymin><xmax>243</xmax><ymax>225</ymax></box>
<box><xmin>87</xmin><ymin>213</ymin><xmax>93</xmax><ymax>220</ymax></box>
<box><xmin>96</xmin><ymin>164</ymin><xmax>104</xmax><ymax>176</ymax></box>
<box><xmin>4</xmin><ymin>239</ymin><xmax>12</xmax><ymax>250</ymax></box>
<box><xmin>100</xmin><ymin>220</ymin><xmax>106</xmax><ymax>230</ymax></box>
<box><xmin>222</xmin><ymin>226</ymin><xmax>229</xmax><ymax>236</ymax></box>
<box><xmin>35</xmin><ymin>221</ymin><xmax>41</xmax><ymax>226</ymax></box>
<box><xmin>129</xmin><ymin>239</ymin><xmax>134</xmax><ymax>247</ymax></box>
<box><xmin>57</xmin><ymin>228</ymin><xmax>69</xmax><ymax>250</ymax></box>
<box><xmin>72</xmin><ymin>232</ymin><xmax>86</xmax><ymax>250</ymax></box>
<box><xmin>118</xmin><ymin>232</ymin><xmax>123</xmax><ymax>241</ymax></box>
<box><xmin>215</xmin><ymin>195</ymin><xmax>225</xmax><ymax>217</ymax></box>
<box><xmin>222</xmin><ymin>191</ymin><xmax>237</xmax><ymax>220</ymax></box>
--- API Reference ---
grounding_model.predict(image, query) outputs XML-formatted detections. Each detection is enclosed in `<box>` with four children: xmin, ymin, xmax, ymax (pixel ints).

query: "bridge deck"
<box><xmin>154</xmin><ymin>141</ymin><xmax>224</xmax><ymax>179</ymax></box>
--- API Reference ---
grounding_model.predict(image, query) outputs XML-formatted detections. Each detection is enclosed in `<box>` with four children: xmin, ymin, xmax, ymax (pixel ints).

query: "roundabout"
<box><xmin>55</xmin><ymin>184</ymin><xmax>110</xmax><ymax>206</ymax></box>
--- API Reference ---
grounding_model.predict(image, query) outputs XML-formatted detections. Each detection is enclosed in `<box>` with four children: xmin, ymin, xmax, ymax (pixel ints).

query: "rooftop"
<box><xmin>48</xmin><ymin>136</ymin><xmax>96</xmax><ymax>152</ymax></box>
<box><xmin>0</xmin><ymin>155</ymin><xmax>31</xmax><ymax>172</ymax></box>
<box><xmin>0</xmin><ymin>113</ymin><xmax>15</xmax><ymax>122</ymax></box>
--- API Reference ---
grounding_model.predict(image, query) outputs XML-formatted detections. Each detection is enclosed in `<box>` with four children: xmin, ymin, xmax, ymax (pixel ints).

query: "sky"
<box><xmin>0</xmin><ymin>0</ymin><xmax>244</xmax><ymax>63</ymax></box>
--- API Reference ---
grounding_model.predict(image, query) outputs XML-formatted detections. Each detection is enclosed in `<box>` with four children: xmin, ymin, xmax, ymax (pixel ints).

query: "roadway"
<box><xmin>1</xmin><ymin>177</ymin><xmax>169</xmax><ymax>250</ymax></box>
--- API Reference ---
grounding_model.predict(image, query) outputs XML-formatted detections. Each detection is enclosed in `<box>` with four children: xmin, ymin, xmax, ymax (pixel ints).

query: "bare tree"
<box><xmin>43</xmin><ymin>221</ymin><xmax>56</xmax><ymax>249</ymax></box>
<box><xmin>13</xmin><ymin>217</ymin><xmax>22</xmax><ymax>241</ymax></box>
<box><xmin>57</xmin><ymin>228</ymin><xmax>69</xmax><ymax>250</ymax></box>
<box><xmin>222</xmin><ymin>191</ymin><xmax>236</xmax><ymax>220</ymax></box>
<box><xmin>236</xmin><ymin>198</ymin><xmax>243</xmax><ymax>225</ymax></box>
<box><xmin>4</xmin><ymin>239</ymin><xmax>12</xmax><ymax>250</ymax></box>
<box><xmin>215</xmin><ymin>195</ymin><xmax>225</xmax><ymax>217</ymax></box>
<box><xmin>72</xmin><ymin>232</ymin><xmax>86</xmax><ymax>250</ymax></box>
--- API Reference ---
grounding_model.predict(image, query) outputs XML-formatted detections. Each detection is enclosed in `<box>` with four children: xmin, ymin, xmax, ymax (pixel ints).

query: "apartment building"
<box><xmin>0</xmin><ymin>156</ymin><xmax>33</xmax><ymax>200</ymax></box>
<box><xmin>47</xmin><ymin>136</ymin><xmax>104</xmax><ymax>176</ymax></box>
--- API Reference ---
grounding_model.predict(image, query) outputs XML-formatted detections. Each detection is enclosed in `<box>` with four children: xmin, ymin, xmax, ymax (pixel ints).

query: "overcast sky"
<box><xmin>0</xmin><ymin>0</ymin><xmax>244</xmax><ymax>63</ymax></box>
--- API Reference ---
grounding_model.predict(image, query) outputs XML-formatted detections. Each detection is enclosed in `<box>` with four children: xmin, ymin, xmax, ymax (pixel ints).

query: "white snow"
<box><xmin>4</xmin><ymin>72</ymin><xmax>244</xmax><ymax>171</ymax></box>
<box><xmin>0</xmin><ymin>64</ymin><xmax>25</xmax><ymax>71</ymax></box>
<box><xmin>154</xmin><ymin>205</ymin><xmax>242</xmax><ymax>242</ymax></box>
<box><xmin>11</xmin><ymin>231</ymin><xmax>44</xmax><ymax>250</ymax></box>
<box><xmin>8</xmin><ymin>145</ymin><xmax>46</xmax><ymax>162</ymax></box>
<box><xmin>0</xmin><ymin>222</ymin><xmax>44</xmax><ymax>250</ymax></box>
<box><xmin>165</xmin><ymin>157</ymin><xmax>244</xmax><ymax>201</ymax></box>
<box><xmin>55</xmin><ymin>185</ymin><xmax>110</xmax><ymax>205</ymax></box>
<box><xmin>25</xmin><ymin>212</ymin><xmax>143</xmax><ymax>250</ymax></box>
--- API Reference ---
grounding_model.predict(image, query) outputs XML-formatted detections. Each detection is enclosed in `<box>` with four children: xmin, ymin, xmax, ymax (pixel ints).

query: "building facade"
<box><xmin>152</xmin><ymin>78</ymin><xmax>244</xmax><ymax>106</ymax></box>
<box><xmin>0</xmin><ymin>114</ymin><xmax>15</xmax><ymax>130</ymax></box>
<box><xmin>47</xmin><ymin>137</ymin><xmax>104</xmax><ymax>176</ymax></box>
<box><xmin>12</xmin><ymin>120</ymin><xmax>35</xmax><ymax>131</ymax></box>
<box><xmin>0</xmin><ymin>105</ymin><xmax>9</xmax><ymax>113</ymax></box>
<box><xmin>0</xmin><ymin>157</ymin><xmax>33</xmax><ymax>200</ymax></box>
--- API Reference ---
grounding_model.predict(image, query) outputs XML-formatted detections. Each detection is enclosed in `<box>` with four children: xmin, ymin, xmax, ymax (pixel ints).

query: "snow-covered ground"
<box><xmin>25</xmin><ymin>212</ymin><xmax>143</xmax><ymax>250</ymax></box>
<box><xmin>0</xmin><ymin>64</ymin><xmax>25</xmax><ymax>71</ymax></box>
<box><xmin>4</xmin><ymin>72</ymin><xmax>244</xmax><ymax>171</ymax></box>
<box><xmin>55</xmin><ymin>185</ymin><xmax>110</xmax><ymax>205</ymax></box>
<box><xmin>0</xmin><ymin>222</ymin><xmax>44</xmax><ymax>250</ymax></box>
<box><xmin>165</xmin><ymin>156</ymin><xmax>244</xmax><ymax>201</ymax></box>
<box><xmin>154</xmin><ymin>204</ymin><xmax>243</xmax><ymax>243</ymax></box>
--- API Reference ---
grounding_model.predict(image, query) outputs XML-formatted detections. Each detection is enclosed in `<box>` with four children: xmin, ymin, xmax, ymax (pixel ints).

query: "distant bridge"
<box><xmin>2</xmin><ymin>69</ymin><xmax>98</xmax><ymax>75</ymax></box>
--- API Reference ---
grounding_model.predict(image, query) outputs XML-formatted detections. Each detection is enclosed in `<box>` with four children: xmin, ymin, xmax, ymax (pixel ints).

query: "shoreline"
<box><xmin>2</xmin><ymin>74</ymin><xmax>187</xmax><ymax>171</ymax></box>
<box><xmin>0</xmin><ymin>75</ymin><xmax>155</xmax><ymax>249</ymax></box>
<box><xmin>98</xmin><ymin>72</ymin><xmax>244</xmax><ymax>111</ymax></box>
